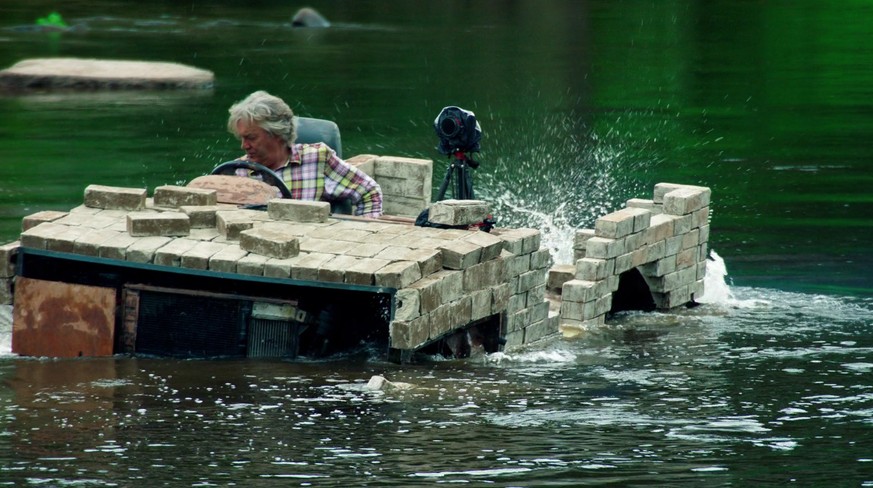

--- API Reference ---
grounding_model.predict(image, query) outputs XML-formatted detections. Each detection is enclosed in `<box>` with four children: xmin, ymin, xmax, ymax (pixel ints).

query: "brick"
<box><xmin>404</xmin><ymin>248</ymin><xmax>442</xmax><ymax>276</ymax></box>
<box><xmin>529</xmin><ymin>300</ymin><xmax>550</xmax><ymax>323</ymax></box>
<box><xmin>547</xmin><ymin>264</ymin><xmax>575</xmax><ymax>291</ymax></box>
<box><xmin>526</xmin><ymin>284</ymin><xmax>546</xmax><ymax>308</ymax></box>
<box><xmin>0</xmin><ymin>277</ymin><xmax>12</xmax><ymax>305</ymax></box>
<box><xmin>595</xmin><ymin>207</ymin><xmax>650</xmax><ymax>239</ymax></box>
<box><xmin>506</xmin><ymin>253</ymin><xmax>531</xmax><ymax>278</ymax></box>
<box><xmin>506</xmin><ymin>307</ymin><xmax>531</xmax><ymax>333</ymax></box>
<box><xmin>21</xmin><ymin>210</ymin><xmax>68</xmax><ymax>231</ymax></box>
<box><xmin>374</xmin><ymin>245</ymin><xmax>414</xmax><ymax>261</ymax></box>
<box><xmin>314</xmin><ymin>255</ymin><xmax>359</xmax><ymax>283</ymax></box>
<box><xmin>289</xmin><ymin>252</ymin><xmax>334</xmax><ymax>281</ymax></box>
<box><xmin>462</xmin><ymin>257</ymin><xmax>506</xmax><ymax>292</ymax></box>
<box><xmin>345</xmin><ymin>258</ymin><xmax>391</xmax><ymax>285</ymax></box>
<box><xmin>503</xmin><ymin>329</ymin><xmax>525</xmax><ymax>350</ymax></box>
<box><xmin>45</xmin><ymin>225</ymin><xmax>89</xmax><ymax>252</ymax></box>
<box><xmin>374</xmin><ymin>156</ymin><xmax>433</xmax><ymax>183</ymax></box>
<box><xmin>268</xmin><ymin>198</ymin><xmax>330</xmax><ymax>223</ymax></box>
<box><xmin>153</xmin><ymin>185</ymin><xmax>217</xmax><ymax>208</ymax></box>
<box><xmin>154</xmin><ymin>238</ymin><xmax>199</xmax><ymax>267</ymax></box>
<box><xmin>409</xmin><ymin>270</ymin><xmax>463</xmax><ymax>313</ymax></box>
<box><xmin>428</xmin><ymin>199</ymin><xmax>489</xmax><ymax>226</ymax></box>
<box><xmin>438</xmin><ymin>239</ymin><xmax>481</xmax><ymax>270</ymax></box>
<box><xmin>394</xmin><ymin>287</ymin><xmax>421</xmax><ymax>321</ymax></box>
<box><xmin>470</xmin><ymin>288</ymin><xmax>492</xmax><ymax>321</ymax></box>
<box><xmin>239</xmin><ymin>226</ymin><xmax>300</xmax><ymax>259</ymax></box>
<box><xmin>1</xmin><ymin>241</ymin><xmax>19</xmax><ymax>278</ymax></box>
<box><xmin>573</xmin><ymin>229</ymin><xmax>595</xmax><ymax>252</ymax></box>
<box><xmin>575</xmin><ymin>258</ymin><xmax>609</xmax><ymax>281</ymax></box>
<box><xmin>663</xmin><ymin>187</ymin><xmax>711</xmax><ymax>215</ymax></box>
<box><xmin>84</xmin><ymin>184</ymin><xmax>146</xmax><ymax>210</ymax></box>
<box><xmin>180</xmin><ymin>241</ymin><xmax>228</xmax><ymax>270</ymax></box>
<box><xmin>530</xmin><ymin>247</ymin><xmax>552</xmax><ymax>270</ymax></box>
<box><xmin>73</xmin><ymin>229</ymin><xmax>124</xmax><ymax>257</ymax></box>
<box><xmin>491</xmin><ymin>283</ymin><xmax>511</xmax><ymax>313</ymax></box>
<box><xmin>126</xmin><ymin>236</ymin><xmax>172</xmax><ymax>263</ymax></box>
<box><xmin>495</xmin><ymin>228</ymin><xmax>541</xmax><ymax>255</ymax></box>
<box><xmin>313</xmin><ymin>227</ymin><xmax>372</xmax><ymax>243</ymax></box>
<box><xmin>19</xmin><ymin>222</ymin><xmax>68</xmax><ymax>250</ymax></box>
<box><xmin>692</xmin><ymin>206</ymin><xmax>710</xmax><ymax>228</ymax></box>
<box><xmin>461</xmin><ymin>231</ymin><xmax>503</xmax><ymax>261</ymax></box>
<box><xmin>298</xmin><ymin>238</ymin><xmax>355</xmax><ymax>255</ymax></box>
<box><xmin>524</xmin><ymin>313</ymin><xmax>559</xmax><ymax>344</ymax></box>
<box><xmin>346</xmin><ymin>154</ymin><xmax>378</xmax><ymax>176</ymax></box>
<box><xmin>180</xmin><ymin>205</ymin><xmax>220</xmax><ymax>228</ymax></box>
<box><xmin>626</xmin><ymin>198</ymin><xmax>660</xmax><ymax>213</ymax></box>
<box><xmin>374</xmin><ymin>260</ymin><xmax>422</xmax><ymax>288</ymax></box>
<box><xmin>517</xmin><ymin>269</ymin><xmax>544</xmax><ymax>294</ymax></box>
<box><xmin>346</xmin><ymin>242</ymin><xmax>389</xmax><ymax>258</ymax></box>
<box><xmin>208</xmin><ymin>245</ymin><xmax>248</xmax><ymax>273</ymax></box>
<box><xmin>216</xmin><ymin>210</ymin><xmax>256</xmax><ymax>239</ymax></box>
<box><xmin>378</xmin><ymin>174</ymin><xmax>430</xmax><ymax>199</ymax></box>
<box><xmin>264</xmin><ymin>257</ymin><xmax>295</xmax><ymax>278</ymax></box>
<box><xmin>561</xmin><ymin>297</ymin><xmax>593</xmax><ymax>321</ymax></box>
<box><xmin>586</xmin><ymin>236</ymin><xmax>625</xmax><ymax>259</ymax></box>
<box><xmin>389</xmin><ymin>314</ymin><xmax>429</xmax><ymax>349</ymax></box>
<box><xmin>562</xmin><ymin>279</ymin><xmax>601</xmax><ymax>303</ymax></box>
<box><xmin>429</xmin><ymin>297</ymin><xmax>472</xmax><ymax>338</ymax></box>
<box><xmin>699</xmin><ymin>224</ymin><xmax>711</xmax><ymax>244</ymax></box>
<box><xmin>127</xmin><ymin>212</ymin><xmax>191</xmax><ymax>237</ymax></box>
<box><xmin>682</xmin><ymin>228</ymin><xmax>701</xmax><ymax>250</ymax></box>
<box><xmin>653</xmin><ymin>183</ymin><xmax>710</xmax><ymax>204</ymax></box>
<box><xmin>55</xmin><ymin>212</ymin><xmax>123</xmax><ymax>230</ymax></box>
<box><xmin>237</xmin><ymin>253</ymin><xmax>269</xmax><ymax>276</ymax></box>
<box><xmin>507</xmin><ymin>293</ymin><xmax>526</xmax><ymax>314</ymax></box>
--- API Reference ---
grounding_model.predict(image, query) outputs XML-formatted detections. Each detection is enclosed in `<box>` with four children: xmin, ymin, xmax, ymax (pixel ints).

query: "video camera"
<box><xmin>434</xmin><ymin>106</ymin><xmax>482</xmax><ymax>155</ymax></box>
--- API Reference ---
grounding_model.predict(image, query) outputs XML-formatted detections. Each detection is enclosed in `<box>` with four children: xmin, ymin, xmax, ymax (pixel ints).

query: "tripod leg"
<box><xmin>435</xmin><ymin>162</ymin><xmax>455</xmax><ymax>202</ymax></box>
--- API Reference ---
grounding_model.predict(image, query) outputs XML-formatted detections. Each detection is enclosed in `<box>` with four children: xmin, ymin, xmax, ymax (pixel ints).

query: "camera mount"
<box><xmin>433</xmin><ymin>106</ymin><xmax>482</xmax><ymax>202</ymax></box>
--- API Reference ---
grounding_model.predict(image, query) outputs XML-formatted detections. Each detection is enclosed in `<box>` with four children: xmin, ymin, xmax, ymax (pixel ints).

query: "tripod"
<box><xmin>435</xmin><ymin>151</ymin><xmax>478</xmax><ymax>201</ymax></box>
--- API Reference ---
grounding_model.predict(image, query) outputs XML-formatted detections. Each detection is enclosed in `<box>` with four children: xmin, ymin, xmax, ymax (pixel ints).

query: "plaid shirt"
<box><xmin>236</xmin><ymin>143</ymin><xmax>382</xmax><ymax>217</ymax></box>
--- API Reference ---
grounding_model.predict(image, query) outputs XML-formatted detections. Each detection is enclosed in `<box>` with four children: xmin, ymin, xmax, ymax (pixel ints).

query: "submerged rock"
<box><xmin>0</xmin><ymin>58</ymin><xmax>214</xmax><ymax>92</ymax></box>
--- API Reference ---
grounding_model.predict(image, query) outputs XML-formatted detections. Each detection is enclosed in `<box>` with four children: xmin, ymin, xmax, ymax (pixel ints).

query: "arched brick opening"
<box><xmin>609</xmin><ymin>268</ymin><xmax>656</xmax><ymax>315</ymax></box>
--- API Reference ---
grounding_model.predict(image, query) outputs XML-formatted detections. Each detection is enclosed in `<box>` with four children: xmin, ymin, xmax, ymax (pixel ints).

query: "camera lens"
<box><xmin>439</xmin><ymin>116</ymin><xmax>461</xmax><ymax>137</ymax></box>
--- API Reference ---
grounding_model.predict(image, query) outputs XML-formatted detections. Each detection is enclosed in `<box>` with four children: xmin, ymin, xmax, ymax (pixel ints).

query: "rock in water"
<box><xmin>291</xmin><ymin>7</ymin><xmax>330</xmax><ymax>28</ymax></box>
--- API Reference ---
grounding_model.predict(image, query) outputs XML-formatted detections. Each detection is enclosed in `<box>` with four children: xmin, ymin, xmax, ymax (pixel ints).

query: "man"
<box><xmin>226</xmin><ymin>90</ymin><xmax>382</xmax><ymax>217</ymax></box>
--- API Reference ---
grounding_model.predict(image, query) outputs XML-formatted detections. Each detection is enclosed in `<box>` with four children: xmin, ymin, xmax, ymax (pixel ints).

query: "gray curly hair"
<box><xmin>227</xmin><ymin>90</ymin><xmax>297</xmax><ymax>145</ymax></box>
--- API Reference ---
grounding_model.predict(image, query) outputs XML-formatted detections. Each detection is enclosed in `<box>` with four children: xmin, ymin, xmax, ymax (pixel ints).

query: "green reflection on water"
<box><xmin>0</xmin><ymin>0</ymin><xmax>870</xmax><ymax>294</ymax></box>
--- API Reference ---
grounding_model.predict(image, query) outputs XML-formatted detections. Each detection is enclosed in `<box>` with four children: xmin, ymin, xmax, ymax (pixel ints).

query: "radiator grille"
<box><xmin>247</xmin><ymin>318</ymin><xmax>301</xmax><ymax>358</ymax></box>
<box><xmin>135</xmin><ymin>290</ymin><xmax>247</xmax><ymax>358</ymax></box>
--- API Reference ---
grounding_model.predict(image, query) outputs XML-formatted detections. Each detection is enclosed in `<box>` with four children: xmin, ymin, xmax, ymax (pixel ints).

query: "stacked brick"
<box><xmin>346</xmin><ymin>155</ymin><xmax>433</xmax><ymax>218</ymax></box>
<box><xmin>9</xmin><ymin>184</ymin><xmax>561</xmax><ymax>353</ymax></box>
<box><xmin>0</xmin><ymin>241</ymin><xmax>18</xmax><ymax>305</ymax></box>
<box><xmin>6</xmin><ymin>173</ymin><xmax>710</xmax><ymax>352</ymax></box>
<box><xmin>557</xmin><ymin>182</ymin><xmax>711</xmax><ymax>336</ymax></box>
<box><xmin>389</xmin><ymin>225</ymin><xmax>558</xmax><ymax>351</ymax></box>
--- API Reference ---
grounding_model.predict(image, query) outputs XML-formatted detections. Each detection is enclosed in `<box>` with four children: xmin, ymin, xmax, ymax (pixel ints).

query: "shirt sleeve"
<box><xmin>322</xmin><ymin>148</ymin><xmax>383</xmax><ymax>218</ymax></box>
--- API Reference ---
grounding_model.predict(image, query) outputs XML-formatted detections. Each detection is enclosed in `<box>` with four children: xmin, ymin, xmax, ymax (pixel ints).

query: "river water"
<box><xmin>1</xmin><ymin>1</ymin><xmax>872</xmax><ymax>486</ymax></box>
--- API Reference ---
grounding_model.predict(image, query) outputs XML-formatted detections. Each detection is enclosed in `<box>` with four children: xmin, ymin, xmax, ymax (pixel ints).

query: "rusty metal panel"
<box><xmin>12</xmin><ymin>277</ymin><xmax>116</xmax><ymax>357</ymax></box>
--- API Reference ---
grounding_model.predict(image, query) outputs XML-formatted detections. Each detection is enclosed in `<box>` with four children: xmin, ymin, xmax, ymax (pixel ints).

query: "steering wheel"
<box><xmin>210</xmin><ymin>160</ymin><xmax>293</xmax><ymax>199</ymax></box>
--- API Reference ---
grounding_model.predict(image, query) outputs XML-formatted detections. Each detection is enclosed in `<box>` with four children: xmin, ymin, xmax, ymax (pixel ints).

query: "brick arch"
<box><xmin>556</xmin><ymin>183</ymin><xmax>711</xmax><ymax>336</ymax></box>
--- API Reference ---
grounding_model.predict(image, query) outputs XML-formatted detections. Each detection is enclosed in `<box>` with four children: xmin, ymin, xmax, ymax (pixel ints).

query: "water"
<box><xmin>1</xmin><ymin>1</ymin><xmax>872</xmax><ymax>485</ymax></box>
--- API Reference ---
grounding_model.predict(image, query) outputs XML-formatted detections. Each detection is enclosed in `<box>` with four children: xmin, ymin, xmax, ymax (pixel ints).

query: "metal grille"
<box><xmin>247</xmin><ymin>318</ymin><xmax>301</xmax><ymax>358</ymax></box>
<box><xmin>135</xmin><ymin>290</ymin><xmax>247</xmax><ymax>358</ymax></box>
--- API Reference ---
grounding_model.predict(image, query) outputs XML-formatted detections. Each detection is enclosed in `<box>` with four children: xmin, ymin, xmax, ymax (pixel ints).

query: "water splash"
<box><xmin>475</xmin><ymin>109</ymin><xmax>656</xmax><ymax>264</ymax></box>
